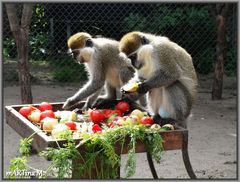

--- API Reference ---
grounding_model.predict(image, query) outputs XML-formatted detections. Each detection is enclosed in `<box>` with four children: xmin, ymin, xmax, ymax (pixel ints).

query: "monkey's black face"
<box><xmin>128</xmin><ymin>53</ymin><xmax>143</xmax><ymax>70</ymax></box>
<box><xmin>70</xmin><ymin>49</ymin><xmax>84</xmax><ymax>63</ymax></box>
<box><xmin>68</xmin><ymin>39</ymin><xmax>93</xmax><ymax>64</ymax></box>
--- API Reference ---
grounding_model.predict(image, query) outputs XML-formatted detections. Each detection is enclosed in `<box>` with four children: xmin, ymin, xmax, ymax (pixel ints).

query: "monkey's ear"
<box><xmin>140</xmin><ymin>36</ymin><xmax>149</xmax><ymax>45</ymax></box>
<box><xmin>85</xmin><ymin>39</ymin><xmax>93</xmax><ymax>47</ymax></box>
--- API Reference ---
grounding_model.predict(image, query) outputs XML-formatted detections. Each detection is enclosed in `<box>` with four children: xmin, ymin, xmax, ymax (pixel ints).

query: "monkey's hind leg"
<box><xmin>153</xmin><ymin>114</ymin><xmax>176</xmax><ymax>126</ymax></box>
<box><xmin>164</xmin><ymin>81</ymin><xmax>192</xmax><ymax>128</ymax></box>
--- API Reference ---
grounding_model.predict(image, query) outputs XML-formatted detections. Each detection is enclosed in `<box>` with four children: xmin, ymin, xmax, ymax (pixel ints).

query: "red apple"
<box><xmin>19</xmin><ymin>106</ymin><xmax>39</xmax><ymax>118</ymax></box>
<box><xmin>40</xmin><ymin>110</ymin><xmax>55</xmax><ymax>121</ymax></box>
<box><xmin>89</xmin><ymin>110</ymin><xmax>106</xmax><ymax>124</ymax></box>
<box><xmin>92</xmin><ymin>124</ymin><xmax>102</xmax><ymax>133</ymax></box>
<box><xmin>141</xmin><ymin>117</ymin><xmax>154</xmax><ymax>125</ymax></box>
<box><xmin>115</xmin><ymin>101</ymin><xmax>130</xmax><ymax>114</ymax></box>
<box><xmin>39</xmin><ymin>102</ymin><xmax>53</xmax><ymax>112</ymax></box>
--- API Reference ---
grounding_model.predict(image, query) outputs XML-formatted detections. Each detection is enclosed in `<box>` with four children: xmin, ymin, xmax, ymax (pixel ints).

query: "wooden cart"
<box><xmin>5</xmin><ymin>102</ymin><xmax>196</xmax><ymax>179</ymax></box>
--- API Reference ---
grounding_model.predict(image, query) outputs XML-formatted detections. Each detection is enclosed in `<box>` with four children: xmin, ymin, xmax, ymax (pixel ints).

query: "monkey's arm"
<box><xmin>63</xmin><ymin>79</ymin><xmax>105</xmax><ymax>109</ymax></box>
<box><xmin>82</xmin><ymin>88</ymin><xmax>102</xmax><ymax>110</ymax></box>
<box><xmin>63</xmin><ymin>61</ymin><xmax>105</xmax><ymax>109</ymax></box>
<box><xmin>119</xmin><ymin>67</ymin><xmax>135</xmax><ymax>84</ymax></box>
<box><xmin>138</xmin><ymin>68</ymin><xmax>180</xmax><ymax>94</ymax></box>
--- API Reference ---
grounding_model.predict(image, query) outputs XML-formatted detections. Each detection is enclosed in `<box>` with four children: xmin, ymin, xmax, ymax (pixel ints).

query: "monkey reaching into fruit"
<box><xmin>62</xmin><ymin>32</ymin><xmax>136</xmax><ymax>110</ymax></box>
<box><xmin>119</xmin><ymin>31</ymin><xmax>197</xmax><ymax>128</ymax></box>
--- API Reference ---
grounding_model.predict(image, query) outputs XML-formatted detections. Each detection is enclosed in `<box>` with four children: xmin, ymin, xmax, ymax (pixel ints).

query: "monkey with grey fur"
<box><xmin>62</xmin><ymin>32</ymin><xmax>136</xmax><ymax>110</ymax></box>
<box><xmin>119</xmin><ymin>31</ymin><xmax>197</xmax><ymax>128</ymax></box>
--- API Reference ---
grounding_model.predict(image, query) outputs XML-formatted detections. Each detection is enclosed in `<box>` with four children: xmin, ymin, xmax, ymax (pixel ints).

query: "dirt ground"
<box><xmin>2</xmin><ymin>74</ymin><xmax>238</xmax><ymax>179</ymax></box>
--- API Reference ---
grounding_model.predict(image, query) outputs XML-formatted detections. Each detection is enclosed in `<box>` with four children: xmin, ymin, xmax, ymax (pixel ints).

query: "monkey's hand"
<box><xmin>122</xmin><ymin>92</ymin><xmax>143</xmax><ymax>101</ymax></box>
<box><xmin>92</xmin><ymin>98</ymin><xmax>115</xmax><ymax>109</ymax></box>
<box><xmin>137</xmin><ymin>82</ymin><xmax>150</xmax><ymax>94</ymax></box>
<box><xmin>62</xmin><ymin>97</ymin><xmax>75</xmax><ymax>110</ymax></box>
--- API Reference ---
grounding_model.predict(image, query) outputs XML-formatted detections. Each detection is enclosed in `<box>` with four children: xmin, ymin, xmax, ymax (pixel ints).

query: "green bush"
<box><xmin>29</xmin><ymin>32</ymin><xmax>49</xmax><ymax>59</ymax></box>
<box><xmin>225</xmin><ymin>47</ymin><xmax>237</xmax><ymax>76</ymax></box>
<box><xmin>3</xmin><ymin>37</ymin><xmax>17</xmax><ymax>60</ymax></box>
<box><xmin>122</xmin><ymin>5</ymin><xmax>216</xmax><ymax>74</ymax></box>
<box><xmin>50</xmin><ymin>58</ymin><xmax>88</xmax><ymax>82</ymax></box>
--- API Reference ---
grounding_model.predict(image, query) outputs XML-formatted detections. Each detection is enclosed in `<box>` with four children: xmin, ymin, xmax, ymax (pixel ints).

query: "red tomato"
<box><xmin>92</xmin><ymin>124</ymin><xmax>102</xmax><ymax>133</ymax></box>
<box><xmin>115</xmin><ymin>101</ymin><xmax>130</xmax><ymax>114</ymax></box>
<box><xmin>39</xmin><ymin>102</ymin><xmax>53</xmax><ymax>112</ymax></box>
<box><xmin>141</xmin><ymin>117</ymin><xmax>154</xmax><ymax>125</ymax></box>
<box><xmin>102</xmin><ymin>109</ymin><xmax>122</xmax><ymax>118</ymax></box>
<box><xmin>19</xmin><ymin>106</ymin><xmax>39</xmax><ymax>118</ymax></box>
<box><xmin>90</xmin><ymin>110</ymin><xmax>106</xmax><ymax>124</ymax></box>
<box><xmin>65</xmin><ymin>122</ymin><xmax>77</xmax><ymax>130</ymax></box>
<box><xmin>40</xmin><ymin>110</ymin><xmax>55</xmax><ymax>121</ymax></box>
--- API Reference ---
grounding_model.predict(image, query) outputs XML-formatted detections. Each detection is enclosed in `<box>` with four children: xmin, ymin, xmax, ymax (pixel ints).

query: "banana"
<box><xmin>122</xmin><ymin>82</ymin><xmax>139</xmax><ymax>93</ymax></box>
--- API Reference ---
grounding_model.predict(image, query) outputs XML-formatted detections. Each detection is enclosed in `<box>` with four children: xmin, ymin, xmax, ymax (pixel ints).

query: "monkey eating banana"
<box><xmin>119</xmin><ymin>31</ymin><xmax>197</xmax><ymax>128</ymax></box>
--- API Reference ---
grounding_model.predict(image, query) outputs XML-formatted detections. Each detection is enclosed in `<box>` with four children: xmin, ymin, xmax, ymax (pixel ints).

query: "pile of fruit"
<box><xmin>18</xmin><ymin>101</ymin><xmax>174</xmax><ymax>140</ymax></box>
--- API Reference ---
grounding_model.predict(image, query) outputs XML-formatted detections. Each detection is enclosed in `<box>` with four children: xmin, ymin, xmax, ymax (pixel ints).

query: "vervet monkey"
<box><xmin>119</xmin><ymin>31</ymin><xmax>197</xmax><ymax>128</ymax></box>
<box><xmin>63</xmin><ymin>32</ymin><xmax>135</xmax><ymax>110</ymax></box>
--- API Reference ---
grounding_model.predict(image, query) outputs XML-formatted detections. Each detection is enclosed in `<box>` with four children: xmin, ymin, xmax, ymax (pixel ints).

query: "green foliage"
<box><xmin>8</xmin><ymin>133</ymin><xmax>35</xmax><ymax>179</ymax></box>
<box><xmin>29</xmin><ymin>32</ymin><xmax>49</xmax><ymax>59</ymax></box>
<box><xmin>225</xmin><ymin>36</ymin><xmax>237</xmax><ymax>76</ymax></box>
<box><xmin>123</xmin><ymin>5</ymin><xmax>217</xmax><ymax>74</ymax></box>
<box><xmin>9</xmin><ymin>123</ymin><xmax>165</xmax><ymax>179</ymax></box>
<box><xmin>3</xmin><ymin>4</ymin><xmax>49</xmax><ymax>60</ymax></box>
<box><xmin>8</xmin><ymin>157</ymin><xmax>27</xmax><ymax>179</ymax></box>
<box><xmin>125</xmin><ymin>135</ymin><xmax>136</xmax><ymax>177</ymax></box>
<box><xmin>19</xmin><ymin>137</ymin><xmax>33</xmax><ymax>156</ymax></box>
<box><xmin>29</xmin><ymin>4</ymin><xmax>49</xmax><ymax>59</ymax></box>
<box><xmin>145</xmin><ymin>132</ymin><xmax>164</xmax><ymax>163</ymax></box>
<box><xmin>31</xmin><ymin>4</ymin><xmax>48</xmax><ymax>33</ymax></box>
<box><xmin>40</xmin><ymin>139</ymin><xmax>79</xmax><ymax>179</ymax></box>
<box><xmin>123</xmin><ymin>13</ymin><xmax>147</xmax><ymax>31</ymax></box>
<box><xmin>50</xmin><ymin>59</ymin><xmax>88</xmax><ymax>82</ymax></box>
<box><xmin>193</xmin><ymin>48</ymin><xmax>214</xmax><ymax>74</ymax></box>
<box><xmin>3</xmin><ymin>37</ymin><xmax>16</xmax><ymax>60</ymax></box>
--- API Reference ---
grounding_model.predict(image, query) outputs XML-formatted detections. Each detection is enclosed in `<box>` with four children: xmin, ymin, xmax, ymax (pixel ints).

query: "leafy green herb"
<box><xmin>8</xmin><ymin>157</ymin><xmax>27</xmax><ymax>179</ymax></box>
<box><xmin>125</xmin><ymin>135</ymin><xmax>136</xmax><ymax>178</ymax></box>
<box><xmin>10</xmin><ymin>123</ymin><xmax>164</xmax><ymax>179</ymax></box>
<box><xmin>19</xmin><ymin>137</ymin><xmax>33</xmax><ymax>156</ymax></box>
<box><xmin>40</xmin><ymin>138</ymin><xmax>79</xmax><ymax>179</ymax></box>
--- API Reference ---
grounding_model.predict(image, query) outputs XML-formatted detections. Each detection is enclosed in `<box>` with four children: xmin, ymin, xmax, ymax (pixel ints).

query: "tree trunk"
<box><xmin>211</xmin><ymin>4</ymin><xmax>230</xmax><ymax>100</ymax></box>
<box><xmin>5</xmin><ymin>4</ymin><xmax>33</xmax><ymax>104</ymax></box>
<box><xmin>212</xmin><ymin>15</ymin><xmax>226</xmax><ymax>100</ymax></box>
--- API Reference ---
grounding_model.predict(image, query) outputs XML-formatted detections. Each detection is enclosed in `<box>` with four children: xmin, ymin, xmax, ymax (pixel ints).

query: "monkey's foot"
<box><xmin>153</xmin><ymin>114</ymin><xmax>176</xmax><ymax>126</ymax></box>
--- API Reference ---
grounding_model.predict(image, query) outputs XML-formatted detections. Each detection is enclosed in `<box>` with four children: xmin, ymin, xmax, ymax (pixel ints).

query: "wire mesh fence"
<box><xmin>2</xmin><ymin>3</ymin><xmax>237</xmax><ymax>86</ymax></box>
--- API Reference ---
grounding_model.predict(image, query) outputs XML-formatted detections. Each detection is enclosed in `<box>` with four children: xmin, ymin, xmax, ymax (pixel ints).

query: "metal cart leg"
<box><xmin>146</xmin><ymin>152</ymin><xmax>158</xmax><ymax>179</ymax></box>
<box><xmin>182</xmin><ymin>131</ymin><xmax>197</xmax><ymax>179</ymax></box>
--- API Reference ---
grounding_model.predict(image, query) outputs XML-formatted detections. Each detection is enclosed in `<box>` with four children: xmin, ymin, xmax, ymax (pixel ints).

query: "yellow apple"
<box><xmin>28</xmin><ymin>111</ymin><xmax>41</xmax><ymax>123</ymax></box>
<box><xmin>42</xmin><ymin>117</ymin><xmax>58</xmax><ymax>133</ymax></box>
<box><xmin>130</xmin><ymin>109</ymin><xmax>144</xmax><ymax>120</ymax></box>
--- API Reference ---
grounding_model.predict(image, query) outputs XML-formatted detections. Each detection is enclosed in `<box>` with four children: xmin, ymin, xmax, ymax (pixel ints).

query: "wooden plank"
<box><xmin>5</xmin><ymin>106</ymin><xmax>51</xmax><ymax>151</ymax></box>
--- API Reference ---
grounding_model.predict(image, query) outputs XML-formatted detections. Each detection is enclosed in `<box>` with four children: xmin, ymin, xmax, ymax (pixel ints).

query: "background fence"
<box><xmin>3</xmin><ymin>3</ymin><xmax>237</xmax><ymax>86</ymax></box>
